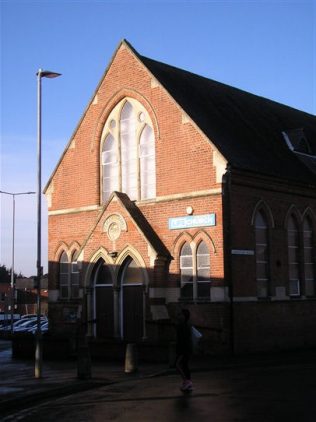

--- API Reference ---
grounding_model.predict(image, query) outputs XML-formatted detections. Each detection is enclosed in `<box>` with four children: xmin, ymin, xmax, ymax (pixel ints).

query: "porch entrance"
<box><xmin>93</xmin><ymin>256</ymin><xmax>144</xmax><ymax>341</ymax></box>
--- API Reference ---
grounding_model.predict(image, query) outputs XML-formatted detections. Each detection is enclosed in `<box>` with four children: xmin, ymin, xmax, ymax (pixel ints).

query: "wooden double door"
<box><xmin>94</xmin><ymin>257</ymin><xmax>144</xmax><ymax>341</ymax></box>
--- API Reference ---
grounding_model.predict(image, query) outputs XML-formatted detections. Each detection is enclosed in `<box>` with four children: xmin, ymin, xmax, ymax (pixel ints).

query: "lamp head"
<box><xmin>37</xmin><ymin>69</ymin><xmax>61</xmax><ymax>79</ymax></box>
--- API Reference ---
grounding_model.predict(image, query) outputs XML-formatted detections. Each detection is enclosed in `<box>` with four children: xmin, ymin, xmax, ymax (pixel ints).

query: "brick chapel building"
<box><xmin>45</xmin><ymin>40</ymin><xmax>316</xmax><ymax>356</ymax></box>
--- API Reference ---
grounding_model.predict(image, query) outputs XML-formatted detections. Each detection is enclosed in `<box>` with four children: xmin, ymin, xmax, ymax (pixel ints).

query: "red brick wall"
<box><xmin>47</xmin><ymin>43</ymin><xmax>225</xmax><ymax>288</ymax></box>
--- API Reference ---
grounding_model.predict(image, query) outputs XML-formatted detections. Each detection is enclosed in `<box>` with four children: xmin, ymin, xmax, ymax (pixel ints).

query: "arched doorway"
<box><xmin>93</xmin><ymin>259</ymin><xmax>114</xmax><ymax>338</ymax></box>
<box><xmin>119</xmin><ymin>257</ymin><xmax>144</xmax><ymax>341</ymax></box>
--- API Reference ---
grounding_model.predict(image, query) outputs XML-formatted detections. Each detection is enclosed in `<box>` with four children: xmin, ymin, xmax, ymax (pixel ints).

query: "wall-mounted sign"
<box><xmin>231</xmin><ymin>249</ymin><xmax>254</xmax><ymax>256</ymax></box>
<box><xmin>168</xmin><ymin>213</ymin><xmax>216</xmax><ymax>230</ymax></box>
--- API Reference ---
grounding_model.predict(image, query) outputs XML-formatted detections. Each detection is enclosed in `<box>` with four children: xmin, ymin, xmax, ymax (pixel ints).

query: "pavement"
<box><xmin>1</xmin><ymin>339</ymin><xmax>316</xmax><ymax>417</ymax></box>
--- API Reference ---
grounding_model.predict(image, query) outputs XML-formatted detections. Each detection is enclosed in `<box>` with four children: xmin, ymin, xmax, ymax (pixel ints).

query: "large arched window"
<box><xmin>101</xmin><ymin>98</ymin><xmax>156</xmax><ymax>203</ymax></box>
<box><xmin>303</xmin><ymin>217</ymin><xmax>315</xmax><ymax>296</ymax></box>
<box><xmin>287</xmin><ymin>215</ymin><xmax>300</xmax><ymax>296</ymax></box>
<box><xmin>255</xmin><ymin>211</ymin><xmax>270</xmax><ymax>298</ymax></box>
<box><xmin>140</xmin><ymin>125</ymin><xmax>156</xmax><ymax>200</ymax></box>
<box><xmin>102</xmin><ymin>133</ymin><xmax>119</xmax><ymax>201</ymax></box>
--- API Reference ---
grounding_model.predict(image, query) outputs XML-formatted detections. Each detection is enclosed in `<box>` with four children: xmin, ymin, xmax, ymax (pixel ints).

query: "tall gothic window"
<box><xmin>180</xmin><ymin>243</ymin><xmax>193</xmax><ymax>299</ymax></box>
<box><xmin>255</xmin><ymin>211</ymin><xmax>270</xmax><ymax>298</ymax></box>
<box><xmin>101</xmin><ymin>98</ymin><xmax>156</xmax><ymax>203</ymax></box>
<box><xmin>196</xmin><ymin>241</ymin><xmax>210</xmax><ymax>299</ymax></box>
<box><xmin>287</xmin><ymin>215</ymin><xmax>300</xmax><ymax>296</ymax></box>
<box><xmin>59</xmin><ymin>251</ymin><xmax>69</xmax><ymax>299</ymax></box>
<box><xmin>303</xmin><ymin>217</ymin><xmax>315</xmax><ymax>296</ymax></box>
<box><xmin>70</xmin><ymin>251</ymin><xmax>79</xmax><ymax>299</ymax></box>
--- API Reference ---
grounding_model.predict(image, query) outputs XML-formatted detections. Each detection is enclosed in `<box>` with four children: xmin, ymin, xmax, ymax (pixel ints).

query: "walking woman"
<box><xmin>175</xmin><ymin>309</ymin><xmax>193</xmax><ymax>392</ymax></box>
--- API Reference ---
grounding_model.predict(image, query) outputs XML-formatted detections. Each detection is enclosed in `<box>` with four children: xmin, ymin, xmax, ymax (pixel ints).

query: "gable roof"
<box><xmin>45</xmin><ymin>39</ymin><xmax>316</xmax><ymax>193</ymax></box>
<box><xmin>135</xmin><ymin>51</ymin><xmax>316</xmax><ymax>186</ymax></box>
<box><xmin>78</xmin><ymin>191</ymin><xmax>171</xmax><ymax>260</ymax></box>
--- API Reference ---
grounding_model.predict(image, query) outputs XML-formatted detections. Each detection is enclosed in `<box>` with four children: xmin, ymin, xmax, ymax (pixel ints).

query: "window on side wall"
<box><xmin>287</xmin><ymin>216</ymin><xmax>301</xmax><ymax>296</ymax></box>
<box><xmin>255</xmin><ymin>211</ymin><xmax>270</xmax><ymax>298</ymax></box>
<box><xmin>303</xmin><ymin>217</ymin><xmax>315</xmax><ymax>296</ymax></box>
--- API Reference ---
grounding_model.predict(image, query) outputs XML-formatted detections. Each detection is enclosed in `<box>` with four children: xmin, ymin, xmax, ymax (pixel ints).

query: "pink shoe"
<box><xmin>181</xmin><ymin>380</ymin><xmax>193</xmax><ymax>391</ymax></box>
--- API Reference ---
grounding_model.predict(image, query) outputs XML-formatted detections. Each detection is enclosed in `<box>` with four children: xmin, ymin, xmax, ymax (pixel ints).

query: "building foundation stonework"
<box><xmin>45</xmin><ymin>40</ymin><xmax>316</xmax><ymax>358</ymax></box>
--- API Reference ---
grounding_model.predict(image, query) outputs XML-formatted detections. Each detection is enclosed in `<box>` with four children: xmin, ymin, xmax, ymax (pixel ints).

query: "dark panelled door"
<box><xmin>123</xmin><ymin>285</ymin><xmax>143</xmax><ymax>341</ymax></box>
<box><xmin>96</xmin><ymin>286</ymin><xmax>113</xmax><ymax>338</ymax></box>
<box><xmin>121</xmin><ymin>257</ymin><xmax>144</xmax><ymax>341</ymax></box>
<box><xmin>94</xmin><ymin>259</ymin><xmax>114</xmax><ymax>339</ymax></box>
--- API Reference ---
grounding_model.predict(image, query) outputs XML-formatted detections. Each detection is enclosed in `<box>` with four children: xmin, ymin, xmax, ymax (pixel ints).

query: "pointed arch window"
<box><xmin>255</xmin><ymin>211</ymin><xmax>270</xmax><ymax>298</ymax></box>
<box><xmin>197</xmin><ymin>241</ymin><xmax>210</xmax><ymax>299</ymax></box>
<box><xmin>140</xmin><ymin>125</ymin><xmax>156</xmax><ymax>200</ymax></box>
<box><xmin>303</xmin><ymin>217</ymin><xmax>315</xmax><ymax>296</ymax></box>
<box><xmin>59</xmin><ymin>251</ymin><xmax>69</xmax><ymax>299</ymax></box>
<box><xmin>71</xmin><ymin>251</ymin><xmax>80</xmax><ymax>299</ymax></box>
<box><xmin>180</xmin><ymin>240</ymin><xmax>211</xmax><ymax>301</ymax></box>
<box><xmin>287</xmin><ymin>215</ymin><xmax>300</xmax><ymax>296</ymax></box>
<box><xmin>102</xmin><ymin>134</ymin><xmax>119</xmax><ymax>201</ymax></box>
<box><xmin>101</xmin><ymin>98</ymin><xmax>156</xmax><ymax>203</ymax></box>
<box><xmin>180</xmin><ymin>243</ymin><xmax>193</xmax><ymax>298</ymax></box>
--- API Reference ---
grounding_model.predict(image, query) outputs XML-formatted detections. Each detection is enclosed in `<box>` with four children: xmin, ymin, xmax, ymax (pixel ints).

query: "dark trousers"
<box><xmin>175</xmin><ymin>354</ymin><xmax>191</xmax><ymax>381</ymax></box>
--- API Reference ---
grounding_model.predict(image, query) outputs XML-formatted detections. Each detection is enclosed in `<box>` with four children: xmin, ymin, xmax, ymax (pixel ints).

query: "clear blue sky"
<box><xmin>1</xmin><ymin>0</ymin><xmax>315</xmax><ymax>276</ymax></box>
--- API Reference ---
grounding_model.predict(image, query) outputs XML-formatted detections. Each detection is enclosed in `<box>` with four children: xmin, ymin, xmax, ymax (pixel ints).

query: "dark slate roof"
<box><xmin>138</xmin><ymin>53</ymin><xmax>316</xmax><ymax>186</ymax></box>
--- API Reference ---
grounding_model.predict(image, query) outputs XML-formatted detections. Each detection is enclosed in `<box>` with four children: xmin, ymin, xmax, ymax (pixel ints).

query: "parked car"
<box><xmin>28</xmin><ymin>320</ymin><xmax>49</xmax><ymax>335</ymax></box>
<box><xmin>13</xmin><ymin>317</ymin><xmax>47</xmax><ymax>333</ymax></box>
<box><xmin>0</xmin><ymin>318</ymin><xmax>33</xmax><ymax>332</ymax></box>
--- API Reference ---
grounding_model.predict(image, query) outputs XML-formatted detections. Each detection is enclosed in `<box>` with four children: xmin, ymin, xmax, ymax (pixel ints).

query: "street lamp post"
<box><xmin>35</xmin><ymin>69</ymin><xmax>61</xmax><ymax>379</ymax></box>
<box><xmin>0</xmin><ymin>191</ymin><xmax>36</xmax><ymax>333</ymax></box>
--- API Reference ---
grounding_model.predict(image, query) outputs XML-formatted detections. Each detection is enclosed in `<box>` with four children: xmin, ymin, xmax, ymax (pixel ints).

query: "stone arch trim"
<box><xmin>192</xmin><ymin>230</ymin><xmax>217</xmax><ymax>254</ymax></box>
<box><xmin>92</xmin><ymin>89</ymin><xmax>160</xmax><ymax>153</ymax></box>
<box><xmin>172</xmin><ymin>232</ymin><xmax>193</xmax><ymax>258</ymax></box>
<box><xmin>284</xmin><ymin>205</ymin><xmax>302</xmax><ymax>228</ymax></box>
<box><xmin>115</xmin><ymin>245</ymin><xmax>149</xmax><ymax>288</ymax></box>
<box><xmin>302</xmin><ymin>207</ymin><xmax>316</xmax><ymax>226</ymax></box>
<box><xmin>84</xmin><ymin>247</ymin><xmax>115</xmax><ymax>288</ymax></box>
<box><xmin>69</xmin><ymin>241</ymin><xmax>81</xmax><ymax>260</ymax></box>
<box><xmin>54</xmin><ymin>242</ymin><xmax>70</xmax><ymax>262</ymax></box>
<box><xmin>251</xmin><ymin>199</ymin><xmax>275</xmax><ymax>228</ymax></box>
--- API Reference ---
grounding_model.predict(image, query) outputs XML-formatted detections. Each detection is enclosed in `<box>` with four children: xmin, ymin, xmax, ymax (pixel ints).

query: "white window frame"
<box><xmin>180</xmin><ymin>241</ymin><xmax>211</xmax><ymax>302</ymax></box>
<box><xmin>101</xmin><ymin>98</ymin><xmax>156</xmax><ymax>203</ymax></box>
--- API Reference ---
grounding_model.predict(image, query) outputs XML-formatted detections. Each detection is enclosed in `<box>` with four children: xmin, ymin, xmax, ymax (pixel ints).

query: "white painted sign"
<box><xmin>168</xmin><ymin>213</ymin><xmax>216</xmax><ymax>230</ymax></box>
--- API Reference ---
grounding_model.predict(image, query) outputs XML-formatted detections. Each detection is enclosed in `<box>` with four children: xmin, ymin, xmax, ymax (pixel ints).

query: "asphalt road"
<box><xmin>3</xmin><ymin>358</ymin><xmax>316</xmax><ymax>421</ymax></box>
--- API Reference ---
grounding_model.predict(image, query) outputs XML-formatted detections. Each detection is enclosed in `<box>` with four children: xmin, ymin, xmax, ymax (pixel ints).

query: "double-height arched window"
<box><xmin>287</xmin><ymin>214</ymin><xmax>315</xmax><ymax>296</ymax></box>
<box><xmin>254</xmin><ymin>210</ymin><xmax>270</xmax><ymax>298</ymax></box>
<box><xmin>101</xmin><ymin>98</ymin><xmax>156</xmax><ymax>203</ymax></box>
